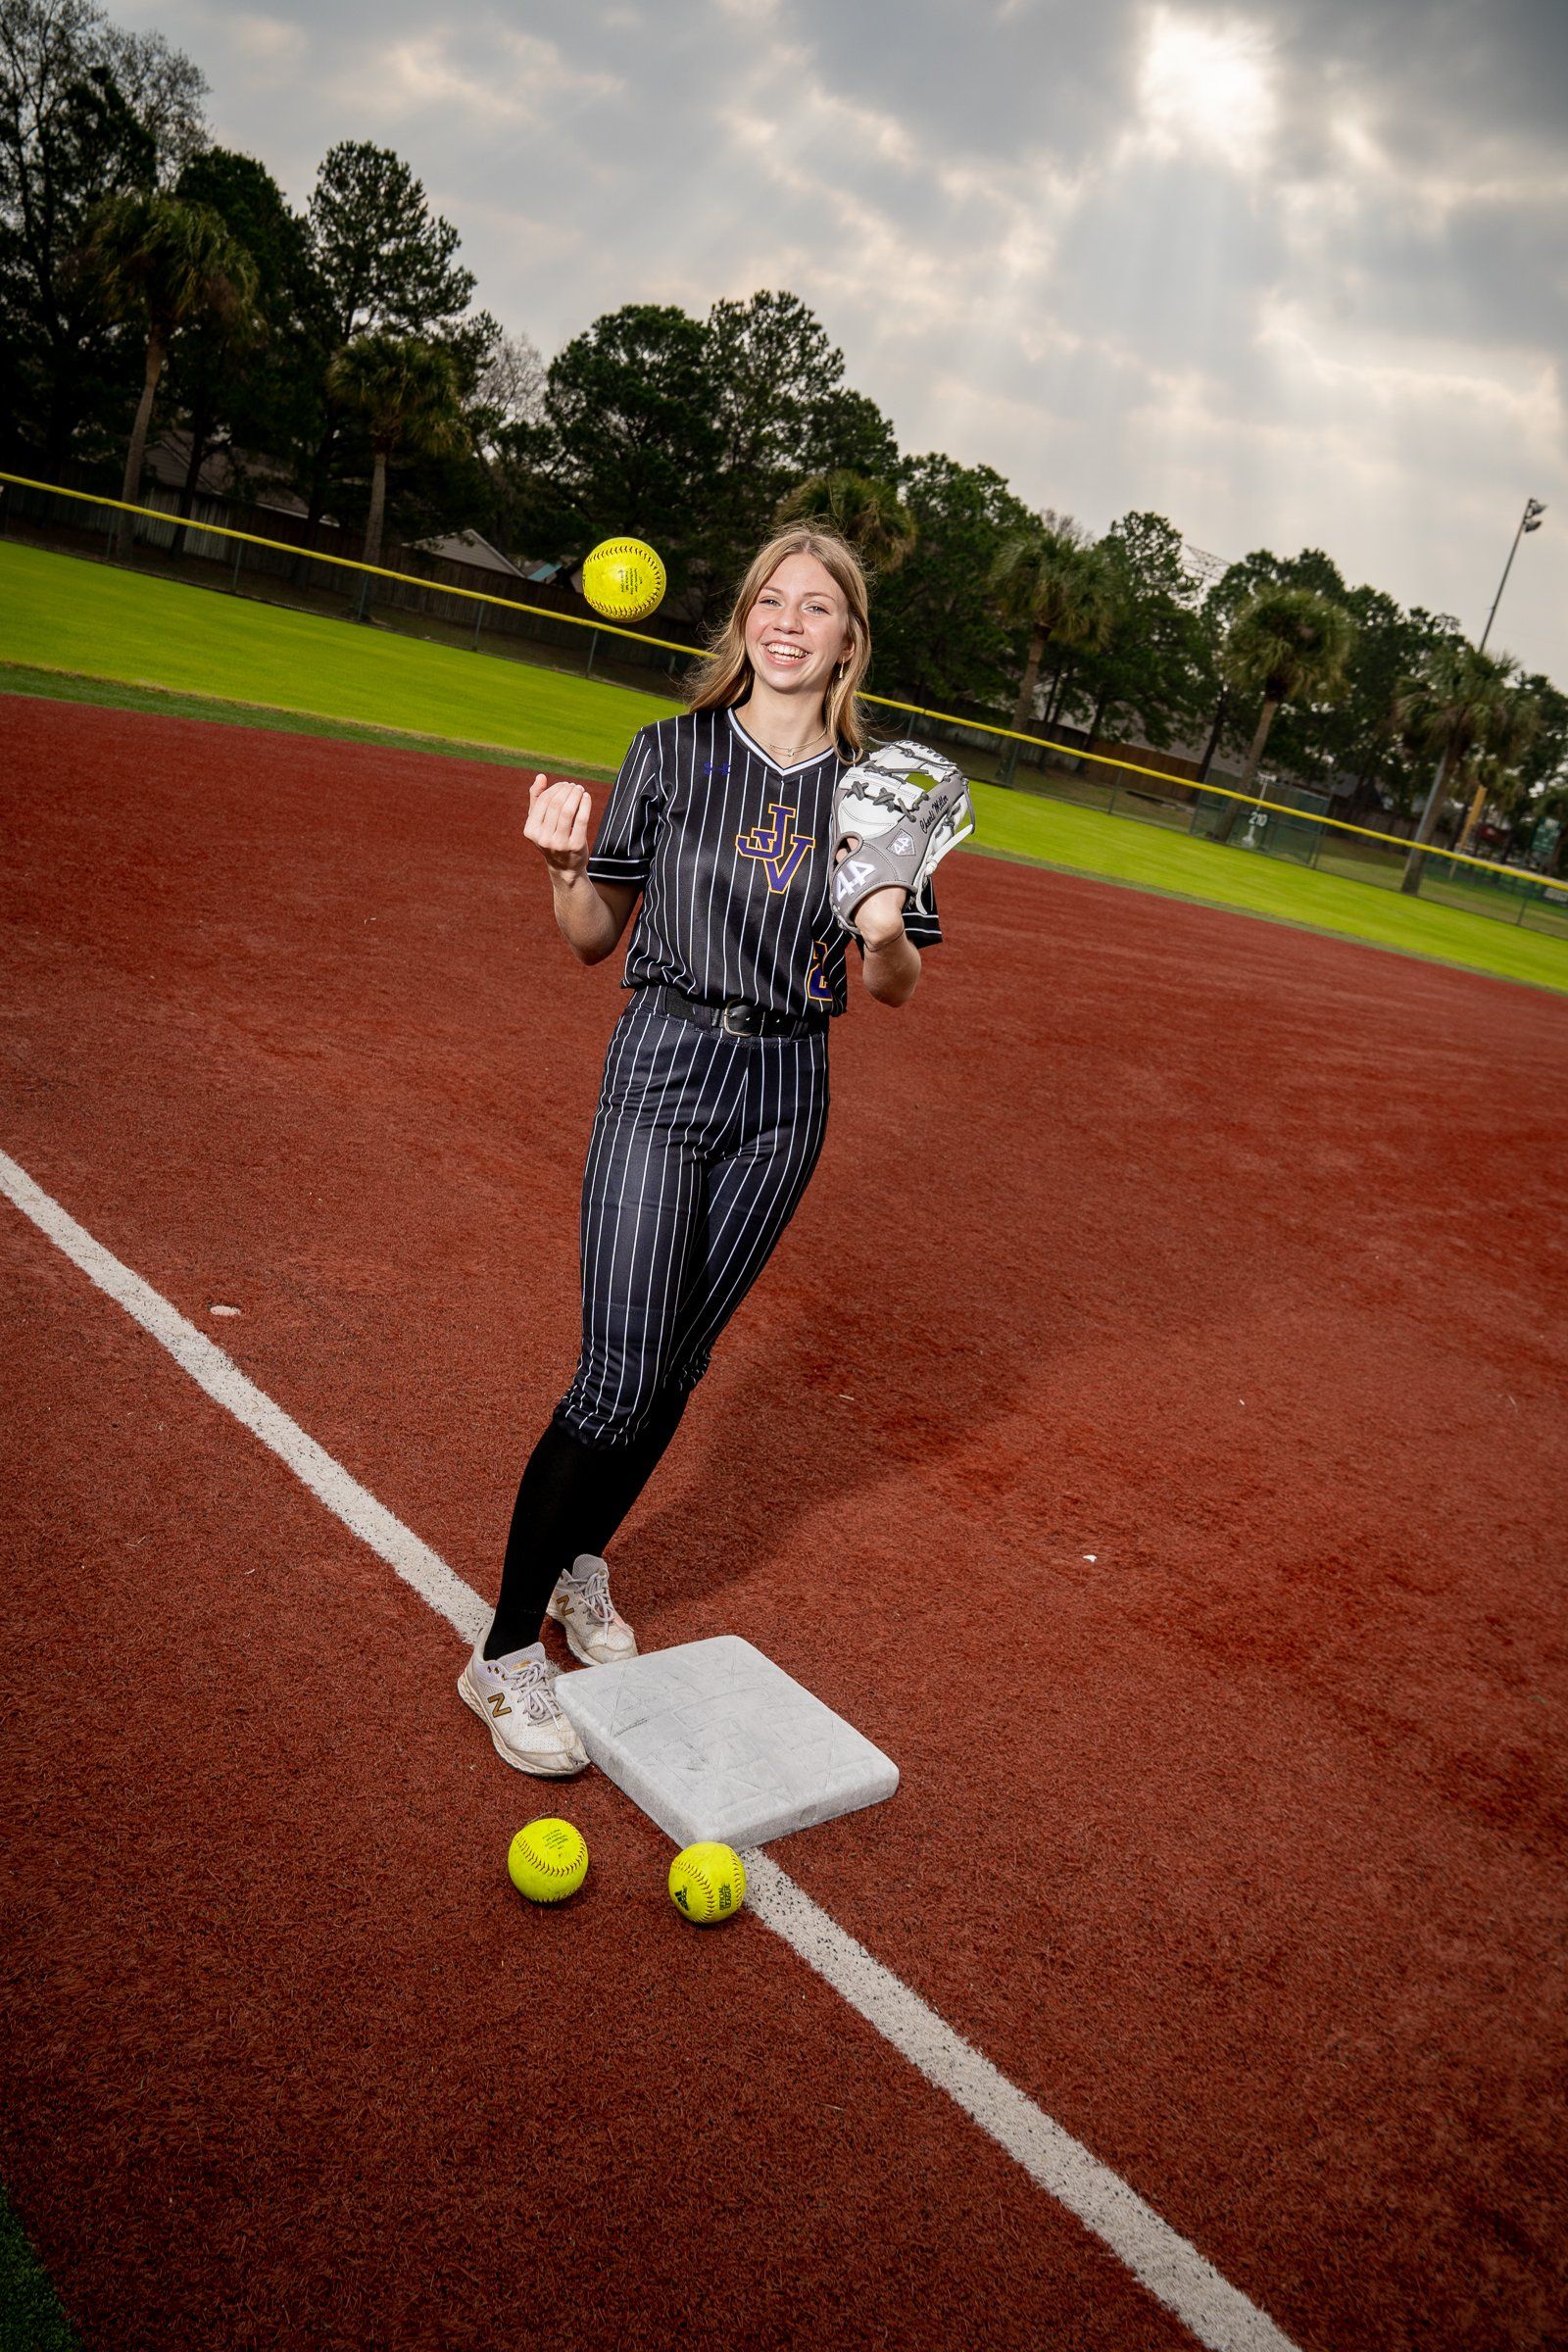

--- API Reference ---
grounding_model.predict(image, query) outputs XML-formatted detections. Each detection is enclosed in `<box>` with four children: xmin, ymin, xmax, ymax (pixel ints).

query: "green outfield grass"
<box><xmin>0</xmin><ymin>659</ymin><xmax>626</xmax><ymax>781</ymax></box>
<box><xmin>0</xmin><ymin>537</ymin><xmax>675</xmax><ymax>770</ymax></box>
<box><xmin>0</xmin><ymin>2182</ymin><xmax>80</xmax><ymax>2351</ymax></box>
<box><xmin>3</xmin><ymin>537</ymin><xmax>1564</xmax><ymax>998</ymax></box>
<box><xmin>969</xmin><ymin>787</ymin><xmax>1568</xmax><ymax>993</ymax></box>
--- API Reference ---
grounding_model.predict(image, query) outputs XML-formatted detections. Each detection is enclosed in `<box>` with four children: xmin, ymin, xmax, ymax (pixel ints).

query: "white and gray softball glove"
<box><xmin>828</xmin><ymin>738</ymin><xmax>976</xmax><ymax>939</ymax></box>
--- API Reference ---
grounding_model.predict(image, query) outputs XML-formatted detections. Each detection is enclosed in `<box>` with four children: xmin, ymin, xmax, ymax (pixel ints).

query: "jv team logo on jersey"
<box><xmin>736</xmin><ymin>802</ymin><xmax>812</xmax><ymax>893</ymax></box>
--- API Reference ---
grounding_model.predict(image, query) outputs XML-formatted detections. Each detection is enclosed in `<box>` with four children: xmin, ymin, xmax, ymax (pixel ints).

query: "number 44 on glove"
<box><xmin>828</xmin><ymin>739</ymin><xmax>977</xmax><ymax>941</ymax></box>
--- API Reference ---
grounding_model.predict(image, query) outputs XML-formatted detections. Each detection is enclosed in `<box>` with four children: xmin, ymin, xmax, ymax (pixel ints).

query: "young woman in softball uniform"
<box><xmin>459</xmin><ymin>526</ymin><xmax>942</xmax><ymax>1776</ymax></box>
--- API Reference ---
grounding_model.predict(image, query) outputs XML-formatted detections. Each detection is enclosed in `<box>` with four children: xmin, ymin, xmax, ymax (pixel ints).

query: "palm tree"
<box><xmin>1210</xmin><ymin>587</ymin><xmax>1354</xmax><ymax>842</ymax></box>
<box><xmin>80</xmin><ymin>193</ymin><xmax>261</xmax><ymax>558</ymax></box>
<box><xmin>1534</xmin><ymin>781</ymin><xmax>1568</xmax><ymax>877</ymax></box>
<box><xmin>1452</xmin><ymin>685</ymin><xmax>1540</xmax><ymax>858</ymax></box>
<box><xmin>774</xmin><ymin>470</ymin><xmax>917</xmax><ymax>575</ymax></box>
<box><xmin>325</xmin><ymin>332</ymin><xmax>470</xmax><ymax>609</ymax></box>
<box><xmin>1394</xmin><ymin>642</ymin><xmax>1517</xmax><ymax>894</ymax></box>
<box><xmin>989</xmin><ymin>521</ymin><xmax>1115</xmax><ymax>783</ymax></box>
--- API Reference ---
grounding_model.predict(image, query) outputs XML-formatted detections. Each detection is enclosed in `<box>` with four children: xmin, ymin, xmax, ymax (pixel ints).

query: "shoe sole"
<box><xmin>457</xmin><ymin>1672</ymin><xmax>589</xmax><ymax>1777</ymax></box>
<box><xmin>546</xmin><ymin>1597</ymin><xmax>638</xmax><ymax>1672</ymax></box>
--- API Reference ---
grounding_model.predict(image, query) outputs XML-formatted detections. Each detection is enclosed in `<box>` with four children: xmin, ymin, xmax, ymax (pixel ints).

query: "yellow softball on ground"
<box><xmin>581</xmin><ymin>536</ymin><xmax>665</xmax><ymax>622</ymax></box>
<box><xmin>508</xmin><ymin>1818</ymin><xmax>588</xmax><ymax>1904</ymax></box>
<box><xmin>668</xmin><ymin>1841</ymin><xmax>747</xmax><ymax>1926</ymax></box>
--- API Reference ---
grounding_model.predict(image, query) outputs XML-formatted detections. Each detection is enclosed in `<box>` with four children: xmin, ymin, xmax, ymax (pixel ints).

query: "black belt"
<box><xmin>643</xmin><ymin>985</ymin><xmax>828</xmax><ymax>1039</ymax></box>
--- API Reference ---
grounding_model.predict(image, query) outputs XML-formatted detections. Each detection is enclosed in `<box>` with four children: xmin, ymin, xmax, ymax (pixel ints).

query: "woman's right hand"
<box><xmin>524</xmin><ymin>772</ymin><xmax>592</xmax><ymax>876</ymax></box>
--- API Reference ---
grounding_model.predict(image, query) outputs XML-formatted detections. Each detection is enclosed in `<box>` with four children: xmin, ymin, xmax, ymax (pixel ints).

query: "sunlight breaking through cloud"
<box><xmin>1135</xmin><ymin>6</ymin><xmax>1279</xmax><ymax>172</ymax></box>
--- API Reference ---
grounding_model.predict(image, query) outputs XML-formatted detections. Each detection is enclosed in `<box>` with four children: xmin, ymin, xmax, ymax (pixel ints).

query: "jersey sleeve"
<box><xmin>585</xmin><ymin>726</ymin><xmax>662</xmax><ymax>887</ymax></box>
<box><xmin>905</xmin><ymin>881</ymin><xmax>943</xmax><ymax>949</ymax></box>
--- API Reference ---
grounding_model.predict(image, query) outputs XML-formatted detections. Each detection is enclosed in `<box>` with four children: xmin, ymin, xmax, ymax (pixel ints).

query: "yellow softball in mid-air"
<box><xmin>508</xmin><ymin>1818</ymin><xmax>588</xmax><ymax>1904</ymax></box>
<box><xmin>581</xmin><ymin>536</ymin><xmax>666</xmax><ymax>622</ymax></box>
<box><xmin>668</xmin><ymin>1841</ymin><xmax>747</xmax><ymax>1926</ymax></box>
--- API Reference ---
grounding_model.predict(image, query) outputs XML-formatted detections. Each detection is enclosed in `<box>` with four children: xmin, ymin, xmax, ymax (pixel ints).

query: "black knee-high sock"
<box><xmin>485</xmin><ymin>1418</ymin><xmax>604</xmax><ymax>1659</ymax></box>
<box><xmin>483</xmin><ymin>1386</ymin><xmax>692</xmax><ymax>1660</ymax></box>
<box><xmin>579</xmin><ymin>1382</ymin><xmax>691</xmax><ymax>1555</ymax></box>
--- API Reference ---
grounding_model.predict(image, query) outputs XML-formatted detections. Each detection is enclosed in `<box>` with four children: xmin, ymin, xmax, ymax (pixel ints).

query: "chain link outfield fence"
<box><xmin>3</xmin><ymin>468</ymin><xmax>1565</xmax><ymax>946</ymax></box>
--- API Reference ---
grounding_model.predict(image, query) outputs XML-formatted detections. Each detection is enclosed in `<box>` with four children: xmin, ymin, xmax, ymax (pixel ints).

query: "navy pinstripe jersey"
<box><xmin>585</xmin><ymin>707</ymin><xmax>943</xmax><ymax>1020</ymax></box>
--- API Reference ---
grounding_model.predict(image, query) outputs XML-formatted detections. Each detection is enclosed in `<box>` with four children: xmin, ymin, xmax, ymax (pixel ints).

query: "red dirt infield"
<box><xmin>3</xmin><ymin>695</ymin><xmax>1566</xmax><ymax>2352</ymax></box>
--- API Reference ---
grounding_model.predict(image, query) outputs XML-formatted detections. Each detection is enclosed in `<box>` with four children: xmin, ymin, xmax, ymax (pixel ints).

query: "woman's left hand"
<box><xmin>858</xmin><ymin>900</ymin><xmax>920</xmax><ymax>1005</ymax></box>
<box><xmin>855</xmin><ymin>887</ymin><xmax>907</xmax><ymax>950</ymax></box>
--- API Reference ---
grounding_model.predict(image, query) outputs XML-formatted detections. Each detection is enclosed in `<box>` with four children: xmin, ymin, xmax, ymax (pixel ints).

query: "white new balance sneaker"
<box><xmin>546</xmin><ymin>1553</ymin><xmax>638</xmax><ymax>1668</ymax></box>
<box><xmin>457</xmin><ymin>1642</ymin><xmax>589</xmax><ymax>1777</ymax></box>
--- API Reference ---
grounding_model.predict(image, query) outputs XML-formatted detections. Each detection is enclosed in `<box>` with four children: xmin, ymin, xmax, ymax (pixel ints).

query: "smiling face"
<box><xmin>743</xmin><ymin>553</ymin><xmax>854</xmax><ymax>708</ymax></box>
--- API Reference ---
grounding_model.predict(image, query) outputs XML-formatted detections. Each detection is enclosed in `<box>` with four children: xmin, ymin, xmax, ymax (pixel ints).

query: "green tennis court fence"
<box><xmin>3</xmin><ymin>469</ymin><xmax>1565</xmax><ymax>946</ymax></box>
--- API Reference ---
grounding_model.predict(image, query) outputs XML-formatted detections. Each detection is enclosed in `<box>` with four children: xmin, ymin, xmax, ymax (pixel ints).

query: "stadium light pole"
<box><xmin>1402</xmin><ymin>503</ymin><xmax>1546</xmax><ymax>892</ymax></box>
<box><xmin>1479</xmin><ymin>496</ymin><xmax>1546</xmax><ymax>655</ymax></box>
<box><xmin>1455</xmin><ymin>498</ymin><xmax>1548</xmax><ymax>855</ymax></box>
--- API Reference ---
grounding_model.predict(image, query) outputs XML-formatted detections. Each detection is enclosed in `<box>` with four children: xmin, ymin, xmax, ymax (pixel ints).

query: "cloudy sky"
<box><xmin>120</xmin><ymin>0</ymin><xmax>1565</xmax><ymax>678</ymax></box>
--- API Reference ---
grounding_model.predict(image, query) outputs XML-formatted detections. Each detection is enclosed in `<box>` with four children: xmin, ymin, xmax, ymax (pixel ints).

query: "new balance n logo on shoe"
<box><xmin>487</xmin><ymin>1692</ymin><xmax>512</xmax><ymax>1718</ymax></box>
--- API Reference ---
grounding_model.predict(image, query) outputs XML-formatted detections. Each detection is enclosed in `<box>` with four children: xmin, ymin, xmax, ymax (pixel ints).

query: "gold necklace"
<box><xmin>754</xmin><ymin>722</ymin><xmax>831</xmax><ymax>760</ymax></box>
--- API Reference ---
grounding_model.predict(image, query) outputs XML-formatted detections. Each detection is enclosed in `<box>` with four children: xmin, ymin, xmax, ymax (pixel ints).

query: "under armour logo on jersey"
<box><xmin>736</xmin><ymin>802</ymin><xmax>812</xmax><ymax>893</ymax></box>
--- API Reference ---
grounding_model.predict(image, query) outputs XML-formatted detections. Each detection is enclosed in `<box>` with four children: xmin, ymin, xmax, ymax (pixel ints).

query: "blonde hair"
<box><xmin>687</xmin><ymin>527</ymin><xmax>871</xmax><ymax>755</ymax></box>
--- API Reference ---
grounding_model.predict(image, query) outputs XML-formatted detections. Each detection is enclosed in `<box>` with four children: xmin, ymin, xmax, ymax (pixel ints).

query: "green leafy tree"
<box><xmin>774</xmin><ymin>469</ymin><xmax>916</xmax><ymax>577</ymax></box>
<box><xmin>78</xmin><ymin>185</ymin><xmax>258</xmax><ymax>553</ymax></box>
<box><xmin>1197</xmin><ymin>547</ymin><xmax>1350</xmax><ymax>783</ymax></box>
<box><xmin>695</xmin><ymin>291</ymin><xmax>897</xmax><ymax>608</ymax></box>
<box><xmin>706</xmin><ymin>291</ymin><xmax>839</xmax><ymax>480</ymax></box>
<box><xmin>1526</xmin><ymin>776</ymin><xmax>1568</xmax><ymax>875</ymax></box>
<box><xmin>700</xmin><ymin>290</ymin><xmax>851</xmax><ymax>583</ymax></box>
<box><xmin>1204</xmin><ymin>556</ymin><xmax>1455</xmax><ymax>812</ymax></box>
<box><xmin>1493</xmin><ymin>676</ymin><xmax>1568</xmax><ymax>859</ymax></box>
<box><xmin>0</xmin><ymin>0</ymin><xmax>207</xmax><ymax>470</ymax></box>
<box><xmin>805</xmin><ymin>384</ymin><xmax>898</xmax><ymax>480</ymax></box>
<box><xmin>1303</xmin><ymin>586</ymin><xmax>1425</xmax><ymax>803</ymax></box>
<box><xmin>307</xmin><ymin>137</ymin><xmax>475</xmax><ymax>347</ymax></box>
<box><xmin>164</xmin><ymin>145</ymin><xmax>310</xmax><ymax>539</ymax></box>
<box><xmin>494</xmin><ymin>289</ymin><xmax>900</xmax><ymax>610</ymax></box>
<box><xmin>1283</xmin><ymin>602</ymin><xmax>1459</xmax><ymax>820</ymax></box>
<box><xmin>297</xmin><ymin>139</ymin><xmax>479</xmax><ymax>526</ymax></box>
<box><xmin>505</xmin><ymin>302</ymin><xmax>720</xmax><ymax>606</ymax></box>
<box><xmin>1212</xmin><ymin>586</ymin><xmax>1355</xmax><ymax>840</ymax></box>
<box><xmin>1069</xmin><ymin>510</ymin><xmax>1215</xmax><ymax>762</ymax></box>
<box><xmin>1393</xmin><ymin>639</ymin><xmax>1518</xmax><ymax>892</ymax></box>
<box><xmin>988</xmin><ymin>517</ymin><xmax>1116</xmax><ymax>781</ymax></box>
<box><xmin>325</xmin><ymin>329</ymin><xmax>468</xmax><ymax>589</ymax></box>
<box><xmin>869</xmin><ymin>453</ymin><xmax>1035</xmax><ymax>710</ymax></box>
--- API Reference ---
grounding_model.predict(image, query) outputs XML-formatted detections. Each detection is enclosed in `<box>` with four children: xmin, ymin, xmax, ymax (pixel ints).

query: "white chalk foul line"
<box><xmin>745</xmin><ymin>1854</ymin><xmax>1297</xmax><ymax>2351</ymax></box>
<box><xmin>2</xmin><ymin>1144</ymin><xmax>1300</xmax><ymax>2352</ymax></box>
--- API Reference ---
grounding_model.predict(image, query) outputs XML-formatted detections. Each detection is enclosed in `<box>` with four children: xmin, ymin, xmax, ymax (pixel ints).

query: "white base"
<box><xmin>554</xmin><ymin>1635</ymin><xmax>899</xmax><ymax>1848</ymax></box>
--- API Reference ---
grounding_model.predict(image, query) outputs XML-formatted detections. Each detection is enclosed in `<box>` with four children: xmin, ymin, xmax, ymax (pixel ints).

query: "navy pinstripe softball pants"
<box><xmin>556</xmin><ymin>991</ymin><xmax>831</xmax><ymax>1446</ymax></box>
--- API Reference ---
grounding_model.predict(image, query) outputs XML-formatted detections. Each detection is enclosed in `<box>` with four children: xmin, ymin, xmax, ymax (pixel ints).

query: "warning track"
<box><xmin>3</xmin><ymin>697</ymin><xmax>1566</xmax><ymax>2352</ymax></box>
